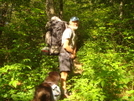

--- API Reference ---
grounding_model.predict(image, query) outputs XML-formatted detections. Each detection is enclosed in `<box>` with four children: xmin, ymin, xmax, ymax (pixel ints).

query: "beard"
<box><xmin>69</xmin><ymin>25</ymin><xmax>78</xmax><ymax>30</ymax></box>
<box><xmin>73</xmin><ymin>26</ymin><xmax>78</xmax><ymax>30</ymax></box>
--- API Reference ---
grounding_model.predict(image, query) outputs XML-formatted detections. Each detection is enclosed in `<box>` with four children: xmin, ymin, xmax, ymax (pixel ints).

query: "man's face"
<box><xmin>70</xmin><ymin>21</ymin><xmax>79</xmax><ymax>30</ymax></box>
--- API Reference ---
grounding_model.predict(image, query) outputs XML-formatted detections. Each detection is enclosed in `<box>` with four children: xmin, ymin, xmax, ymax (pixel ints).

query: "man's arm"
<box><xmin>63</xmin><ymin>39</ymin><xmax>76</xmax><ymax>59</ymax></box>
<box><xmin>63</xmin><ymin>39</ymin><xmax>74</xmax><ymax>54</ymax></box>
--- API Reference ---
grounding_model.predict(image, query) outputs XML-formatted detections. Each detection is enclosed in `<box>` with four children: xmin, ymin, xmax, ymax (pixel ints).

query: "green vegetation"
<box><xmin>0</xmin><ymin>0</ymin><xmax>134</xmax><ymax>100</ymax></box>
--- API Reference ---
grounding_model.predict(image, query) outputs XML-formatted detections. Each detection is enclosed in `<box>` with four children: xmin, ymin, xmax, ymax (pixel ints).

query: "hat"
<box><xmin>70</xmin><ymin>17</ymin><xmax>79</xmax><ymax>21</ymax></box>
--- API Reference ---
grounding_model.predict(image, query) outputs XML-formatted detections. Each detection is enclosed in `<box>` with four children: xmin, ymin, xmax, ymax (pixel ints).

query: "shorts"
<box><xmin>58</xmin><ymin>49</ymin><xmax>73</xmax><ymax>72</ymax></box>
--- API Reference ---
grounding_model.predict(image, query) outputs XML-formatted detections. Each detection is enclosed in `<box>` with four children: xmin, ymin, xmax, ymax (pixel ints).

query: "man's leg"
<box><xmin>60</xmin><ymin>71</ymin><xmax>69</xmax><ymax>98</ymax></box>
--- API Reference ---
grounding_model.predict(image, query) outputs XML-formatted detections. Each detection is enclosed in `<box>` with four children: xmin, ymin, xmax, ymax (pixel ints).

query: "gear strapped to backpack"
<box><xmin>41</xmin><ymin>16</ymin><xmax>67</xmax><ymax>55</ymax></box>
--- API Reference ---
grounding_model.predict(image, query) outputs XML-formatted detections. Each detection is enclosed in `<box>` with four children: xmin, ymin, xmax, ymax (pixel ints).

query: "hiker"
<box><xmin>58</xmin><ymin>16</ymin><xmax>79</xmax><ymax>98</ymax></box>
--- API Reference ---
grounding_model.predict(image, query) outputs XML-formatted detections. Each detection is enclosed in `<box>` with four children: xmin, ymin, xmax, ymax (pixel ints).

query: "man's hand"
<box><xmin>63</xmin><ymin>39</ymin><xmax>77</xmax><ymax>59</ymax></box>
<box><xmin>70</xmin><ymin>54</ymin><xmax>76</xmax><ymax>59</ymax></box>
<box><xmin>70</xmin><ymin>47</ymin><xmax>76</xmax><ymax>59</ymax></box>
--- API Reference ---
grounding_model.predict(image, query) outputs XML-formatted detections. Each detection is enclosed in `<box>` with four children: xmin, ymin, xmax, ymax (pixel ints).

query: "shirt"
<box><xmin>62</xmin><ymin>28</ymin><xmax>77</xmax><ymax>49</ymax></box>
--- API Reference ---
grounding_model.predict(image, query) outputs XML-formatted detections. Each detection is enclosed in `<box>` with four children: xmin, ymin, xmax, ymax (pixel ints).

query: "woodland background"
<box><xmin>0</xmin><ymin>0</ymin><xmax>134</xmax><ymax>101</ymax></box>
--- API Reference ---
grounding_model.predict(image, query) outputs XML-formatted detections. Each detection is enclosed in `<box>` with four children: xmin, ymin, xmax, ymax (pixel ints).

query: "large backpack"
<box><xmin>41</xmin><ymin>17</ymin><xmax>67</xmax><ymax>55</ymax></box>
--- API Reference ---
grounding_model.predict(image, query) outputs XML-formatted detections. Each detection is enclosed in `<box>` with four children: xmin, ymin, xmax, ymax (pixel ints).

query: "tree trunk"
<box><xmin>46</xmin><ymin>0</ymin><xmax>55</xmax><ymax>20</ymax></box>
<box><xmin>119</xmin><ymin>1</ymin><xmax>123</xmax><ymax>19</ymax></box>
<box><xmin>45</xmin><ymin>0</ymin><xmax>63</xmax><ymax>20</ymax></box>
<box><xmin>59</xmin><ymin>0</ymin><xmax>63</xmax><ymax>19</ymax></box>
<box><xmin>0</xmin><ymin>2</ymin><xmax>8</xmax><ymax>36</ymax></box>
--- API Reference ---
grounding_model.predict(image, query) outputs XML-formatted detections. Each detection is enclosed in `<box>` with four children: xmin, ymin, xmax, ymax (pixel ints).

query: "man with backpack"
<box><xmin>59</xmin><ymin>17</ymin><xmax>79</xmax><ymax>98</ymax></box>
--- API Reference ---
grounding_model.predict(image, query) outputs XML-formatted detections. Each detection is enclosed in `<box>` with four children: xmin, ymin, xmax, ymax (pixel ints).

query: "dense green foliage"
<box><xmin>0</xmin><ymin>0</ymin><xmax>134</xmax><ymax>100</ymax></box>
